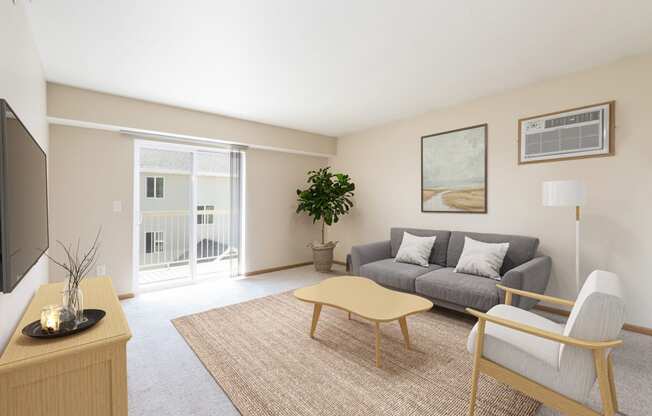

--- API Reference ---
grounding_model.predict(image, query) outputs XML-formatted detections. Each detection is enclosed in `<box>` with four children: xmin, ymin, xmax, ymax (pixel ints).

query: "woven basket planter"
<box><xmin>310</xmin><ymin>242</ymin><xmax>336</xmax><ymax>272</ymax></box>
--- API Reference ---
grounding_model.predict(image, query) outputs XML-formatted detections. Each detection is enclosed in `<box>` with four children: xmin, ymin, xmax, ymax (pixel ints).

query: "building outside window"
<box><xmin>197</xmin><ymin>205</ymin><xmax>215</xmax><ymax>224</ymax></box>
<box><xmin>145</xmin><ymin>231</ymin><xmax>164</xmax><ymax>253</ymax></box>
<box><xmin>146</xmin><ymin>176</ymin><xmax>164</xmax><ymax>198</ymax></box>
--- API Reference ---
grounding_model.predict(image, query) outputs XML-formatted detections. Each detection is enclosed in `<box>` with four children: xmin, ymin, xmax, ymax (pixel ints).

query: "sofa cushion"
<box><xmin>455</xmin><ymin>237</ymin><xmax>510</xmax><ymax>280</ymax></box>
<box><xmin>359</xmin><ymin>259</ymin><xmax>442</xmax><ymax>292</ymax></box>
<box><xmin>415</xmin><ymin>268</ymin><xmax>500</xmax><ymax>311</ymax></box>
<box><xmin>446</xmin><ymin>231</ymin><xmax>539</xmax><ymax>274</ymax></box>
<box><xmin>395</xmin><ymin>232</ymin><xmax>437</xmax><ymax>267</ymax></box>
<box><xmin>391</xmin><ymin>228</ymin><xmax>451</xmax><ymax>266</ymax></box>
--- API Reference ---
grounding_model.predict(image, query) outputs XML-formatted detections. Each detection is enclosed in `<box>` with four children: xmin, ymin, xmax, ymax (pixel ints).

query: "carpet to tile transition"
<box><xmin>172</xmin><ymin>292</ymin><xmax>539</xmax><ymax>416</ymax></box>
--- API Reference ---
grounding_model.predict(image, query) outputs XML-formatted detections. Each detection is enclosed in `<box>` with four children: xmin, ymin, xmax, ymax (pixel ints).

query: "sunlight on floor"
<box><xmin>139</xmin><ymin>258</ymin><xmax>232</xmax><ymax>285</ymax></box>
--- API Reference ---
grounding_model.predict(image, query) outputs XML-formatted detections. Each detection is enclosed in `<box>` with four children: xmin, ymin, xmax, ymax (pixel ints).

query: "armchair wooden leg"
<box><xmin>593</xmin><ymin>349</ymin><xmax>616</xmax><ymax>416</ymax></box>
<box><xmin>468</xmin><ymin>319</ymin><xmax>486</xmax><ymax>416</ymax></box>
<box><xmin>607</xmin><ymin>353</ymin><xmax>619</xmax><ymax>413</ymax></box>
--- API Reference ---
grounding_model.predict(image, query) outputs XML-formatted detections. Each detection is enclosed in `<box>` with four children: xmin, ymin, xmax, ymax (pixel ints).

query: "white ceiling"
<box><xmin>26</xmin><ymin>1</ymin><xmax>652</xmax><ymax>137</ymax></box>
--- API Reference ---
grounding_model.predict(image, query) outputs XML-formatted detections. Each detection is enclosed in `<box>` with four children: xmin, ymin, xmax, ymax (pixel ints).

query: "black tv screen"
<box><xmin>0</xmin><ymin>99</ymin><xmax>49</xmax><ymax>293</ymax></box>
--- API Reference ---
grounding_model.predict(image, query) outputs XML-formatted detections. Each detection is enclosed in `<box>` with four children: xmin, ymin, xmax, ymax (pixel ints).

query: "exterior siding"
<box><xmin>138</xmin><ymin>172</ymin><xmax>231</xmax><ymax>268</ymax></box>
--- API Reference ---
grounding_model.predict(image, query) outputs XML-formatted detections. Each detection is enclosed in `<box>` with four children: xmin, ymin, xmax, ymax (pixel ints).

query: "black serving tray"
<box><xmin>22</xmin><ymin>309</ymin><xmax>106</xmax><ymax>339</ymax></box>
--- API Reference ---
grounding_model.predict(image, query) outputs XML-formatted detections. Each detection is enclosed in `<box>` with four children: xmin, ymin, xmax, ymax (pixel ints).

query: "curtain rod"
<box><xmin>119</xmin><ymin>129</ymin><xmax>248</xmax><ymax>151</ymax></box>
<box><xmin>47</xmin><ymin>116</ymin><xmax>334</xmax><ymax>158</ymax></box>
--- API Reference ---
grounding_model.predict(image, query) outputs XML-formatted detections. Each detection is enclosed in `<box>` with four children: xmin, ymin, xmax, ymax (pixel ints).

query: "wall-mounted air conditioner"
<box><xmin>518</xmin><ymin>101</ymin><xmax>614</xmax><ymax>164</ymax></box>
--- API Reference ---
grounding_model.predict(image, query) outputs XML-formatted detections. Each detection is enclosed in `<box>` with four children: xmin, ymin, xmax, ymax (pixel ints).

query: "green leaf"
<box><xmin>295</xmin><ymin>166</ymin><xmax>355</xmax><ymax>227</ymax></box>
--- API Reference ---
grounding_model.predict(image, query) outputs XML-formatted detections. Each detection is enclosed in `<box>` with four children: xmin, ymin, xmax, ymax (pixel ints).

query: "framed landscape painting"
<box><xmin>421</xmin><ymin>124</ymin><xmax>487</xmax><ymax>213</ymax></box>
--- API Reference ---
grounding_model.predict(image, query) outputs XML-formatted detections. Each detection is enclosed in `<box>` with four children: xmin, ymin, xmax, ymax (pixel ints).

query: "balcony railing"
<box><xmin>139</xmin><ymin>209</ymin><xmax>232</xmax><ymax>270</ymax></box>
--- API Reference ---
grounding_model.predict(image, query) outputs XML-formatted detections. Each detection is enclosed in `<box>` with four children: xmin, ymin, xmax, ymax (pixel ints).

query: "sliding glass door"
<box><xmin>135</xmin><ymin>141</ymin><xmax>243</xmax><ymax>288</ymax></box>
<box><xmin>194</xmin><ymin>151</ymin><xmax>240</xmax><ymax>279</ymax></box>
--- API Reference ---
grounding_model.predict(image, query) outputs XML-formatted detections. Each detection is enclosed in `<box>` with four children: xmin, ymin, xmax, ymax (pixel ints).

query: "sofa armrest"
<box><xmin>499</xmin><ymin>256</ymin><xmax>552</xmax><ymax>310</ymax></box>
<box><xmin>350</xmin><ymin>240</ymin><xmax>391</xmax><ymax>275</ymax></box>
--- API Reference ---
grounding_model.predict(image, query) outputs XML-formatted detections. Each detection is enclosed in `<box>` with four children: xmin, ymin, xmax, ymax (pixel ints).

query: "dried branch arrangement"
<box><xmin>46</xmin><ymin>228</ymin><xmax>102</xmax><ymax>291</ymax></box>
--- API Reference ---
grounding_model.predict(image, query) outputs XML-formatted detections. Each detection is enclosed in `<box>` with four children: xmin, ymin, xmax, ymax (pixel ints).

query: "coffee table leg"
<box><xmin>374</xmin><ymin>322</ymin><xmax>382</xmax><ymax>368</ymax></box>
<box><xmin>348</xmin><ymin>311</ymin><xmax>351</xmax><ymax>320</ymax></box>
<box><xmin>399</xmin><ymin>316</ymin><xmax>410</xmax><ymax>350</ymax></box>
<box><xmin>310</xmin><ymin>303</ymin><xmax>322</xmax><ymax>338</ymax></box>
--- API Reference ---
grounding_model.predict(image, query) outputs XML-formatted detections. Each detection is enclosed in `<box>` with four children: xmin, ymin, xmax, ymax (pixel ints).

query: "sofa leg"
<box><xmin>469</xmin><ymin>319</ymin><xmax>486</xmax><ymax>416</ymax></box>
<box><xmin>593</xmin><ymin>349</ymin><xmax>616</xmax><ymax>416</ymax></box>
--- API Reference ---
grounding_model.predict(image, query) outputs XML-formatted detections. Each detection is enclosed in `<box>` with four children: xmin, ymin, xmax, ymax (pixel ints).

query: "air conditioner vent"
<box><xmin>519</xmin><ymin>103</ymin><xmax>612</xmax><ymax>163</ymax></box>
<box><xmin>544</xmin><ymin>110</ymin><xmax>600</xmax><ymax>128</ymax></box>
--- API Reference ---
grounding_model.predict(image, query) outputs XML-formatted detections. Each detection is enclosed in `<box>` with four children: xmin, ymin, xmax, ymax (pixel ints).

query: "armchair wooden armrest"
<box><xmin>465</xmin><ymin>307</ymin><xmax>623</xmax><ymax>350</ymax></box>
<box><xmin>496</xmin><ymin>284</ymin><xmax>575</xmax><ymax>308</ymax></box>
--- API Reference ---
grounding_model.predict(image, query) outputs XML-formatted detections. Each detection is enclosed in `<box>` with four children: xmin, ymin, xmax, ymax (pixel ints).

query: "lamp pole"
<box><xmin>542</xmin><ymin>180</ymin><xmax>586</xmax><ymax>295</ymax></box>
<box><xmin>575</xmin><ymin>205</ymin><xmax>581</xmax><ymax>293</ymax></box>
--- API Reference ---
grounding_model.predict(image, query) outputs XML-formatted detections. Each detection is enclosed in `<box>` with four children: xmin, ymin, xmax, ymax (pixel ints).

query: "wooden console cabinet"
<box><xmin>0</xmin><ymin>277</ymin><xmax>132</xmax><ymax>416</ymax></box>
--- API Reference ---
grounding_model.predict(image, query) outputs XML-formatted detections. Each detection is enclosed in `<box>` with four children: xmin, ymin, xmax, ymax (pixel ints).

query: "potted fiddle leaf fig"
<box><xmin>296</xmin><ymin>167</ymin><xmax>355</xmax><ymax>272</ymax></box>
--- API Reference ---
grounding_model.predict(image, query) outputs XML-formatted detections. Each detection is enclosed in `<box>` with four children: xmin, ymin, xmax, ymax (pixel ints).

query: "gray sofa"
<box><xmin>350</xmin><ymin>227</ymin><xmax>551</xmax><ymax>312</ymax></box>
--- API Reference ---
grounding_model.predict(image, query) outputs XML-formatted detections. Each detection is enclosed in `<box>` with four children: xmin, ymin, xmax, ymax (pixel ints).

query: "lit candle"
<box><xmin>40</xmin><ymin>305</ymin><xmax>62</xmax><ymax>333</ymax></box>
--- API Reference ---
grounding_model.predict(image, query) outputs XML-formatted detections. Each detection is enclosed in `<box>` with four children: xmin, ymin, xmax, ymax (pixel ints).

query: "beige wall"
<box><xmin>245</xmin><ymin>149</ymin><xmax>325</xmax><ymax>271</ymax></box>
<box><xmin>330</xmin><ymin>54</ymin><xmax>652</xmax><ymax>328</ymax></box>
<box><xmin>0</xmin><ymin>2</ymin><xmax>49</xmax><ymax>349</ymax></box>
<box><xmin>49</xmin><ymin>126</ymin><xmax>133</xmax><ymax>294</ymax></box>
<box><xmin>47</xmin><ymin>83</ymin><xmax>336</xmax><ymax>156</ymax></box>
<box><xmin>48</xmin><ymin>94</ymin><xmax>326</xmax><ymax>295</ymax></box>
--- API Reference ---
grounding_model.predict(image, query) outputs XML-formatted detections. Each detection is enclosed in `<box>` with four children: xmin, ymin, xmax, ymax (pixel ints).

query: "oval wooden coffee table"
<box><xmin>294</xmin><ymin>276</ymin><xmax>433</xmax><ymax>368</ymax></box>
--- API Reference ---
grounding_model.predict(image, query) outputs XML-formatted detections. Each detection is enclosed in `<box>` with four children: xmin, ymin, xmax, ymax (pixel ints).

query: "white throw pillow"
<box><xmin>455</xmin><ymin>237</ymin><xmax>509</xmax><ymax>280</ymax></box>
<box><xmin>394</xmin><ymin>232</ymin><xmax>436</xmax><ymax>267</ymax></box>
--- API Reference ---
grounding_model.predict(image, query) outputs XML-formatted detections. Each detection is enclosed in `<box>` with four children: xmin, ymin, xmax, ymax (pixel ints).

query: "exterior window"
<box><xmin>197</xmin><ymin>205</ymin><xmax>215</xmax><ymax>225</ymax></box>
<box><xmin>146</xmin><ymin>176</ymin><xmax>164</xmax><ymax>198</ymax></box>
<box><xmin>145</xmin><ymin>231</ymin><xmax>164</xmax><ymax>254</ymax></box>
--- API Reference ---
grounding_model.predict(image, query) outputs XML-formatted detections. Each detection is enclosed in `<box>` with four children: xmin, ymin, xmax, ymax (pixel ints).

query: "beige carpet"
<box><xmin>173</xmin><ymin>292</ymin><xmax>539</xmax><ymax>416</ymax></box>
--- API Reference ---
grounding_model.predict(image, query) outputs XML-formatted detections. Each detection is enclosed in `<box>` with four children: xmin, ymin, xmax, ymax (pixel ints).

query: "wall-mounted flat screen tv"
<box><xmin>0</xmin><ymin>99</ymin><xmax>49</xmax><ymax>293</ymax></box>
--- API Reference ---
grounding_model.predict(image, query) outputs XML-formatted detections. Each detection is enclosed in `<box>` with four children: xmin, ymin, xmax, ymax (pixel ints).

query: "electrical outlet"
<box><xmin>96</xmin><ymin>264</ymin><xmax>106</xmax><ymax>276</ymax></box>
<box><xmin>113</xmin><ymin>200</ymin><xmax>122</xmax><ymax>213</ymax></box>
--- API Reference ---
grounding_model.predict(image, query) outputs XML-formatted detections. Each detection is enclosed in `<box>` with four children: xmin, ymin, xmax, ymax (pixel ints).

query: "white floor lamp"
<box><xmin>542</xmin><ymin>180</ymin><xmax>587</xmax><ymax>293</ymax></box>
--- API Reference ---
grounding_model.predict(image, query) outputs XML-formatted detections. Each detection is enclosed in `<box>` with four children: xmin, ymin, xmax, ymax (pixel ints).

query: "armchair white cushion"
<box><xmin>467</xmin><ymin>270</ymin><xmax>625</xmax><ymax>403</ymax></box>
<box><xmin>467</xmin><ymin>305</ymin><xmax>564</xmax><ymax>394</ymax></box>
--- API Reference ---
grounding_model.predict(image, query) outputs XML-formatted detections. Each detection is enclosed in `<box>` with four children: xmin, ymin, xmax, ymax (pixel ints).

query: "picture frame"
<box><xmin>421</xmin><ymin>124</ymin><xmax>487</xmax><ymax>213</ymax></box>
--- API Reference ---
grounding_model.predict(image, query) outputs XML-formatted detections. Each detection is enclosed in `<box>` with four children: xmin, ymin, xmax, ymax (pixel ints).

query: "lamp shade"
<box><xmin>542</xmin><ymin>180</ymin><xmax>586</xmax><ymax>207</ymax></box>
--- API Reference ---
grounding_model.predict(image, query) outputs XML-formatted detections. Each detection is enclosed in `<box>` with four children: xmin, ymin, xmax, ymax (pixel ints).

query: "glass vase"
<box><xmin>62</xmin><ymin>286</ymin><xmax>85</xmax><ymax>325</ymax></box>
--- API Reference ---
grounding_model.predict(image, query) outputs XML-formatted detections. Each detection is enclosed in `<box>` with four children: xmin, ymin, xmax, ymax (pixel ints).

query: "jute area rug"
<box><xmin>172</xmin><ymin>292</ymin><xmax>539</xmax><ymax>416</ymax></box>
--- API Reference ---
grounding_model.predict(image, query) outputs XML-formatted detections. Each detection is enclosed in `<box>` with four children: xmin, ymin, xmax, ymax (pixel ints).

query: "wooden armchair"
<box><xmin>466</xmin><ymin>270</ymin><xmax>625</xmax><ymax>416</ymax></box>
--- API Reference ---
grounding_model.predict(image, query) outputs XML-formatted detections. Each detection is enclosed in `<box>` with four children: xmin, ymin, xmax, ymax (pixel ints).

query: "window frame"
<box><xmin>146</xmin><ymin>176</ymin><xmax>165</xmax><ymax>199</ymax></box>
<box><xmin>145</xmin><ymin>230</ymin><xmax>165</xmax><ymax>254</ymax></box>
<box><xmin>196</xmin><ymin>204</ymin><xmax>215</xmax><ymax>225</ymax></box>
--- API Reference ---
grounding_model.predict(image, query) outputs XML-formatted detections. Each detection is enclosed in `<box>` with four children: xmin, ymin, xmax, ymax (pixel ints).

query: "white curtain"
<box><xmin>228</xmin><ymin>149</ymin><xmax>243</xmax><ymax>277</ymax></box>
